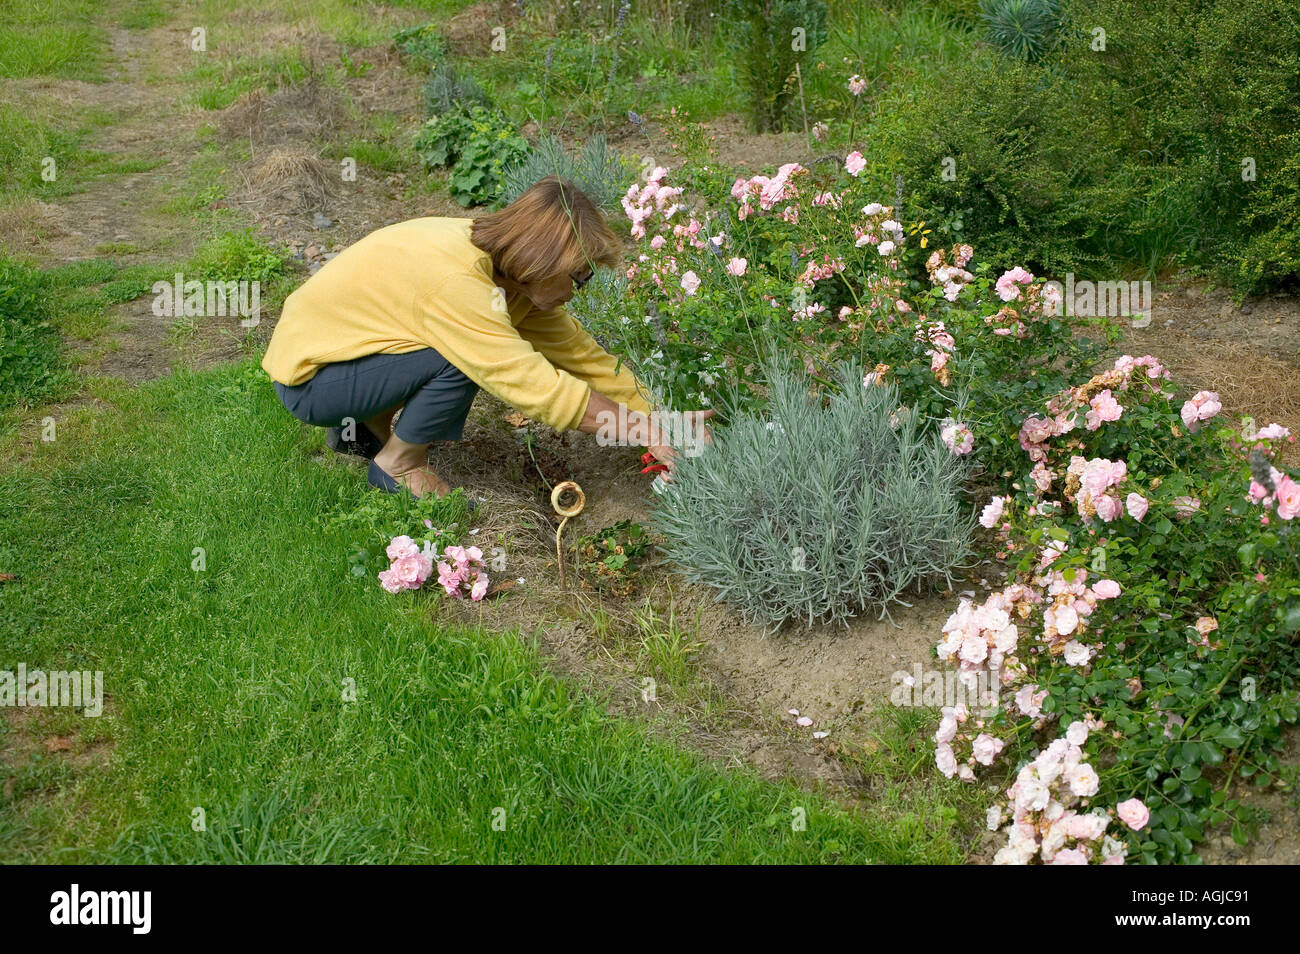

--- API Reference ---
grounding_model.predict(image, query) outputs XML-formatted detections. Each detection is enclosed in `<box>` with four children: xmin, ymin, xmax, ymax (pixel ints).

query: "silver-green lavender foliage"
<box><xmin>651</xmin><ymin>357</ymin><xmax>974</xmax><ymax>630</ymax></box>
<box><xmin>501</xmin><ymin>134</ymin><xmax>634</xmax><ymax>212</ymax></box>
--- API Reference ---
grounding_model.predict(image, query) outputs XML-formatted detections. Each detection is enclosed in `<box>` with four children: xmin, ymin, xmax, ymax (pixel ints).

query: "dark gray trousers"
<box><xmin>273</xmin><ymin>348</ymin><xmax>479</xmax><ymax>444</ymax></box>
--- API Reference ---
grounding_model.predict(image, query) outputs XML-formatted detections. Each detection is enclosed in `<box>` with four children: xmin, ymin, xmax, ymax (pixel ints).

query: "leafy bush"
<box><xmin>0</xmin><ymin>255</ymin><xmax>64</xmax><ymax>410</ymax></box>
<box><xmin>501</xmin><ymin>133</ymin><xmax>634</xmax><ymax>212</ymax></box>
<box><xmin>392</xmin><ymin>23</ymin><xmax>446</xmax><ymax>64</ymax></box>
<box><xmin>978</xmin><ymin>0</ymin><xmax>1064</xmax><ymax>62</ymax></box>
<box><xmin>726</xmin><ymin>0</ymin><xmax>829</xmax><ymax>132</ymax></box>
<box><xmin>652</xmin><ymin>356</ymin><xmax>974</xmax><ymax>629</ymax></box>
<box><xmin>414</xmin><ymin>105</ymin><xmax>529</xmax><ymax>207</ymax></box>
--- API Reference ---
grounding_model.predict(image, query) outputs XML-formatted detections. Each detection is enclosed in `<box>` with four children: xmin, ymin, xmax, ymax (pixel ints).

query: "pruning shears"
<box><xmin>640</xmin><ymin>451</ymin><xmax>668</xmax><ymax>476</ymax></box>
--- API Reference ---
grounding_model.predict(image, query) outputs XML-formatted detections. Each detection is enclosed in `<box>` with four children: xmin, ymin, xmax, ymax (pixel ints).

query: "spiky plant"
<box><xmin>500</xmin><ymin>134</ymin><xmax>634</xmax><ymax>212</ymax></box>
<box><xmin>979</xmin><ymin>0</ymin><xmax>1064</xmax><ymax>63</ymax></box>
<box><xmin>651</xmin><ymin>356</ymin><xmax>974</xmax><ymax>630</ymax></box>
<box><xmin>422</xmin><ymin>62</ymin><xmax>491</xmax><ymax>117</ymax></box>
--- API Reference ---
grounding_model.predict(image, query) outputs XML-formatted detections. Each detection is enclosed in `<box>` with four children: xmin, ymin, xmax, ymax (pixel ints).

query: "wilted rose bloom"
<box><xmin>1116</xmin><ymin>798</ymin><xmax>1150</xmax><ymax>830</ymax></box>
<box><xmin>1194</xmin><ymin>616</ymin><xmax>1219</xmax><ymax>638</ymax></box>
<box><xmin>725</xmin><ymin>257</ymin><xmax>747</xmax><ymax>276</ymax></box>
<box><xmin>847</xmin><ymin>74</ymin><xmax>866</xmax><ymax>95</ymax></box>
<box><xmin>680</xmin><ymin>270</ymin><xmax>701</xmax><ymax>295</ymax></box>
<box><xmin>1040</xmin><ymin>281</ymin><xmax>1063</xmax><ymax>314</ymax></box>
<box><xmin>811</xmin><ymin>120</ymin><xmax>829</xmax><ymax>141</ymax></box>
<box><xmin>844</xmin><ymin>151</ymin><xmax>866</xmax><ymax>176</ymax></box>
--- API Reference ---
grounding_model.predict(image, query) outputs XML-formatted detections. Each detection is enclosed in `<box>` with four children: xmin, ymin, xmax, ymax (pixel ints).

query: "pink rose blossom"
<box><xmin>979</xmin><ymin>496</ymin><xmax>1006</xmax><ymax>529</ymax></box>
<box><xmin>995</xmin><ymin>266</ymin><xmax>1034</xmax><ymax>302</ymax></box>
<box><xmin>844</xmin><ymin>151</ymin><xmax>866</xmax><ymax>176</ymax></box>
<box><xmin>1116</xmin><ymin>798</ymin><xmax>1150</xmax><ymax>830</ymax></box>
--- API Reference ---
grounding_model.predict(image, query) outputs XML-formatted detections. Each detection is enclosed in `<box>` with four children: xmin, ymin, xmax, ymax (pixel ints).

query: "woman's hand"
<box><xmin>648</xmin><ymin>409</ymin><xmax>715</xmax><ymax>483</ymax></box>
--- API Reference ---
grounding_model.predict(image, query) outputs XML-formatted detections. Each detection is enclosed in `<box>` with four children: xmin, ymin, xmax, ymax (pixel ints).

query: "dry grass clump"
<box><xmin>238</xmin><ymin>146</ymin><xmax>337</xmax><ymax>214</ymax></box>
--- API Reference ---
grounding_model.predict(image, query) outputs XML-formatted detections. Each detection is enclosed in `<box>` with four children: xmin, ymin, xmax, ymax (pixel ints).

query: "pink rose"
<box><xmin>1049</xmin><ymin>847</ymin><xmax>1089</xmax><ymax>865</ymax></box>
<box><xmin>979</xmin><ymin>496</ymin><xmax>1006</xmax><ymax>529</ymax></box>
<box><xmin>1094</xmin><ymin>493</ymin><xmax>1121</xmax><ymax>523</ymax></box>
<box><xmin>1116</xmin><ymin>798</ymin><xmax>1150</xmax><ymax>830</ymax></box>
<box><xmin>995</xmin><ymin>266</ymin><xmax>1034</xmax><ymax>302</ymax></box>
<box><xmin>972</xmin><ymin>733</ymin><xmax>1005</xmax><ymax>766</ymax></box>
<box><xmin>725</xmin><ymin>257</ymin><xmax>747</xmax><ymax>276</ymax></box>
<box><xmin>1085</xmin><ymin>389</ymin><xmax>1123</xmax><ymax>430</ymax></box>
<box><xmin>1275</xmin><ymin>475</ymin><xmax>1300</xmax><ymax>520</ymax></box>
<box><xmin>844</xmin><ymin>151</ymin><xmax>866</xmax><ymax>176</ymax></box>
<box><xmin>386</xmin><ymin>535</ymin><xmax>419</xmax><ymax>561</ymax></box>
<box><xmin>1125</xmin><ymin>492</ymin><xmax>1148</xmax><ymax>521</ymax></box>
<box><xmin>680</xmin><ymin>271</ymin><xmax>701</xmax><ymax>295</ymax></box>
<box><xmin>1092</xmin><ymin>579</ymin><xmax>1121</xmax><ymax>599</ymax></box>
<box><xmin>1067</xmin><ymin>763</ymin><xmax>1100</xmax><ymax>797</ymax></box>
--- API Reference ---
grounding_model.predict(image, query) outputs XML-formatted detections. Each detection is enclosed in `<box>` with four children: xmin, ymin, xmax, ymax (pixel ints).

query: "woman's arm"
<box><xmin>515</xmin><ymin>306</ymin><xmax>655</xmax><ymax>415</ymax></box>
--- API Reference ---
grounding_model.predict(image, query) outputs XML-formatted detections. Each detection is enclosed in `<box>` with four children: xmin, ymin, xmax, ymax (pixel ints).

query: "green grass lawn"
<box><xmin>0</xmin><ymin>358</ymin><xmax>965</xmax><ymax>863</ymax></box>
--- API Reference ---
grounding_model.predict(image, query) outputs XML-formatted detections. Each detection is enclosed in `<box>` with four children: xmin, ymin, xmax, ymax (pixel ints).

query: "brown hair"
<box><xmin>470</xmin><ymin>175</ymin><xmax>623</xmax><ymax>284</ymax></box>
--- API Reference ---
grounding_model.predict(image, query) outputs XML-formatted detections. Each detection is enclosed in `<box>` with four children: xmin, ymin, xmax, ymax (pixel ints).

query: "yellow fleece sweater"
<box><xmin>261</xmin><ymin>216</ymin><xmax>652</xmax><ymax>432</ymax></box>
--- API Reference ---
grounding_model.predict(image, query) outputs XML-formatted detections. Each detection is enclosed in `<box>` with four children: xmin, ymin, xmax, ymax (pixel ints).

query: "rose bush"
<box><xmin>573</xmin><ymin>108</ymin><xmax>1300</xmax><ymax>863</ymax></box>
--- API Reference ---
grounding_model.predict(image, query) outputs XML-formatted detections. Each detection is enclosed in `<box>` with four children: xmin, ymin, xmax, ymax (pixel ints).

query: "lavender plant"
<box><xmin>652</xmin><ymin>356</ymin><xmax>974</xmax><ymax>629</ymax></box>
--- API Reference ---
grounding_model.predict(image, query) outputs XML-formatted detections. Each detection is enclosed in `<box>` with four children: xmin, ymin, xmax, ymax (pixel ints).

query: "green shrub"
<box><xmin>726</xmin><ymin>0</ymin><xmax>829</xmax><ymax>132</ymax></box>
<box><xmin>0</xmin><ymin>256</ymin><xmax>65</xmax><ymax>410</ymax></box>
<box><xmin>501</xmin><ymin>134</ymin><xmax>634</xmax><ymax>212</ymax></box>
<box><xmin>414</xmin><ymin>106</ymin><xmax>529</xmax><ymax>207</ymax></box>
<box><xmin>652</xmin><ymin>356</ymin><xmax>973</xmax><ymax>629</ymax></box>
<box><xmin>870</xmin><ymin>0</ymin><xmax>1300</xmax><ymax>290</ymax></box>
<box><xmin>392</xmin><ymin>23</ymin><xmax>446</xmax><ymax>64</ymax></box>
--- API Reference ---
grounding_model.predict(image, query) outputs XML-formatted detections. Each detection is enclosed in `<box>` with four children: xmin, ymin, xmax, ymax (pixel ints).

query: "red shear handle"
<box><xmin>640</xmin><ymin>451</ymin><xmax>668</xmax><ymax>475</ymax></box>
